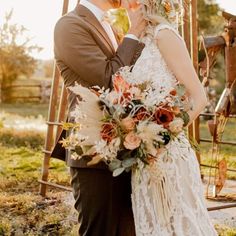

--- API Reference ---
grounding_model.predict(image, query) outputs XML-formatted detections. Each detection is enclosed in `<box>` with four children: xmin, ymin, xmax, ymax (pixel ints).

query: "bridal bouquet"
<box><xmin>61</xmin><ymin>67</ymin><xmax>191</xmax><ymax>176</ymax></box>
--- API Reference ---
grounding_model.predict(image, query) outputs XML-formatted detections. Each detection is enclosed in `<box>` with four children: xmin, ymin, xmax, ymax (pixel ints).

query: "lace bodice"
<box><xmin>131</xmin><ymin>24</ymin><xmax>183</xmax><ymax>94</ymax></box>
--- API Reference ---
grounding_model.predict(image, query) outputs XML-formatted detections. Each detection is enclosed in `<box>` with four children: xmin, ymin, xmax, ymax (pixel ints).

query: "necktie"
<box><xmin>101</xmin><ymin>15</ymin><xmax>118</xmax><ymax>51</ymax></box>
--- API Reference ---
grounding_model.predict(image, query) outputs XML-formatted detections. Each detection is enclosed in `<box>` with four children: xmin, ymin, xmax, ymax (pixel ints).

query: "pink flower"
<box><xmin>121</xmin><ymin>116</ymin><xmax>136</xmax><ymax>132</ymax></box>
<box><xmin>123</xmin><ymin>132</ymin><xmax>141</xmax><ymax>150</ymax></box>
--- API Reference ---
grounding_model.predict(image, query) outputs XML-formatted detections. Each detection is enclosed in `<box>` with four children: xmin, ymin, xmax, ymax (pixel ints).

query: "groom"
<box><xmin>52</xmin><ymin>0</ymin><xmax>145</xmax><ymax>235</ymax></box>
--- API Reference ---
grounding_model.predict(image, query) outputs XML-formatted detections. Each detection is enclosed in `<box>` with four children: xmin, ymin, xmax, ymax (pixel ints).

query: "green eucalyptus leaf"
<box><xmin>125</xmin><ymin>167</ymin><xmax>132</xmax><ymax>172</ymax></box>
<box><xmin>75</xmin><ymin>146</ymin><xmax>83</xmax><ymax>155</ymax></box>
<box><xmin>82</xmin><ymin>145</ymin><xmax>94</xmax><ymax>155</ymax></box>
<box><xmin>122</xmin><ymin>158</ymin><xmax>136</xmax><ymax>168</ymax></box>
<box><xmin>113</xmin><ymin>167</ymin><xmax>125</xmax><ymax>177</ymax></box>
<box><xmin>108</xmin><ymin>159</ymin><xmax>122</xmax><ymax>171</ymax></box>
<box><xmin>176</xmin><ymin>84</ymin><xmax>186</xmax><ymax>97</ymax></box>
<box><xmin>180</xmin><ymin>111</ymin><xmax>190</xmax><ymax>126</ymax></box>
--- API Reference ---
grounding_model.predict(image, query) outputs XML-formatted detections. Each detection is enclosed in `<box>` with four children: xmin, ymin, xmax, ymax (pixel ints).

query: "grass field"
<box><xmin>0</xmin><ymin>103</ymin><xmax>236</xmax><ymax>235</ymax></box>
<box><xmin>0</xmin><ymin>146</ymin><xmax>78</xmax><ymax>235</ymax></box>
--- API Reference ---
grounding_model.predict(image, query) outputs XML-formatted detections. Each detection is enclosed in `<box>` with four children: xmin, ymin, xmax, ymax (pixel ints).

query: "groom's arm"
<box><xmin>54</xmin><ymin>16</ymin><xmax>144</xmax><ymax>89</ymax></box>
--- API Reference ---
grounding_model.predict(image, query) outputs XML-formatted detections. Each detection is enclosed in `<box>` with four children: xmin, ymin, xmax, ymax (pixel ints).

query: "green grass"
<box><xmin>0</xmin><ymin>103</ymin><xmax>49</xmax><ymax>119</ymax></box>
<box><xmin>0</xmin><ymin>145</ymin><xmax>69</xmax><ymax>192</ymax></box>
<box><xmin>0</xmin><ymin>145</ymin><xmax>77</xmax><ymax>235</ymax></box>
<box><xmin>199</xmin><ymin>118</ymin><xmax>236</xmax><ymax>180</ymax></box>
<box><xmin>215</xmin><ymin>224</ymin><xmax>236</xmax><ymax>236</ymax></box>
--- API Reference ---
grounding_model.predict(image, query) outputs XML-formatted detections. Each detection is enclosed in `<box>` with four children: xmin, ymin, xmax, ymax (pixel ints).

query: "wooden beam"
<box><xmin>39</xmin><ymin>0</ymin><xmax>70</xmax><ymax>197</ymax></box>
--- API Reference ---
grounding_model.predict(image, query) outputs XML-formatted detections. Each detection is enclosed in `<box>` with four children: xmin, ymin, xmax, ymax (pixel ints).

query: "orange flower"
<box><xmin>170</xmin><ymin>89</ymin><xmax>177</xmax><ymax>96</ymax></box>
<box><xmin>154</xmin><ymin>105</ymin><xmax>174</xmax><ymax>128</ymax></box>
<box><xmin>123</xmin><ymin>132</ymin><xmax>141</xmax><ymax>150</ymax></box>
<box><xmin>181</xmin><ymin>95</ymin><xmax>187</xmax><ymax>101</ymax></box>
<box><xmin>113</xmin><ymin>74</ymin><xmax>130</xmax><ymax>93</ymax></box>
<box><xmin>134</xmin><ymin>107</ymin><xmax>150</xmax><ymax>121</ymax></box>
<box><xmin>101</xmin><ymin>122</ymin><xmax>117</xmax><ymax>143</ymax></box>
<box><xmin>172</xmin><ymin>106</ymin><xmax>181</xmax><ymax>115</ymax></box>
<box><xmin>120</xmin><ymin>91</ymin><xmax>132</xmax><ymax>105</ymax></box>
<box><xmin>162</xmin><ymin>2</ymin><xmax>172</xmax><ymax>13</ymax></box>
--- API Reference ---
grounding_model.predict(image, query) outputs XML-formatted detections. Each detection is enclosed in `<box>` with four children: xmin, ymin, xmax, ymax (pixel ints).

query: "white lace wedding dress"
<box><xmin>130</xmin><ymin>23</ymin><xmax>218</xmax><ymax>236</ymax></box>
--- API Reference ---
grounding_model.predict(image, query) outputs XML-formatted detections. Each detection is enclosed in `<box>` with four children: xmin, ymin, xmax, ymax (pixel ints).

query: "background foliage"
<box><xmin>0</xmin><ymin>10</ymin><xmax>41</xmax><ymax>102</ymax></box>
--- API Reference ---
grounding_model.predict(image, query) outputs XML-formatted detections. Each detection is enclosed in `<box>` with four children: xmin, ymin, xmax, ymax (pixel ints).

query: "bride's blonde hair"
<box><xmin>140</xmin><ymin>0</ymin><xmax>184</xmax><ymax>27</ymax></box>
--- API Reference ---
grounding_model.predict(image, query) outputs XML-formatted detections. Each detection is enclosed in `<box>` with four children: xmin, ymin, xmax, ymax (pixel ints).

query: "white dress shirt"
<box><xmin>79</xmin><ymin>0</ymin><xmax>138</xmax><ymax>51</ymax></box>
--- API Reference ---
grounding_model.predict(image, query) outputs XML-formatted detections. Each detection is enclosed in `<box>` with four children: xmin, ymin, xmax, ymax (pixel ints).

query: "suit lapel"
<box><xmin>75</xmin><ymin>4</ymin><xmax>115</xmax><ymax>54</ymax></box>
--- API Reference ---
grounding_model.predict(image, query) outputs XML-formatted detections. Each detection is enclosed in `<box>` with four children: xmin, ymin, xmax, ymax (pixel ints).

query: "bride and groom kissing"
<box><xmin>52</xmin><ymin>0</ymin><xmax>218</xmax><ymax>235</ymax></box>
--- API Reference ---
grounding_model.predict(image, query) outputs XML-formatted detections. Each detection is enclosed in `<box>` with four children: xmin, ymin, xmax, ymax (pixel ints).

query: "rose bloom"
<box><xmin>124</xmin><ymin>132</ymin><xmax>141</xmax><ymax>150</ymax></box>
<box><xmin>134</xmin><ymin>107</ymin><xmax>150</xmax><ymax>121</ymax></box>
<box><xmin>168</xmin><ymin>118</ymin><xmax>184</xmax><ymax>134</ymax></box>
<box><xmin>154</xmin><ymin>105</ymin><xmax>174</xmax><ymax>128</ymax></box>
<box><xmin>101</xmin><ymin>122</ymin><xmax>117</xmax><ymax>143</ymax></box>
<box><xmin>120</xmin><ymin>116</ymin><xmax>135</xmax><ymax>132</ymax></box>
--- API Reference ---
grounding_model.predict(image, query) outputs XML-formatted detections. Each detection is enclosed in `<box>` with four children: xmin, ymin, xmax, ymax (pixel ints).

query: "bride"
<box><xmin>129</xmin><ymin>0</ymin><xmax>218</xmax><ymax>235</ymax></box>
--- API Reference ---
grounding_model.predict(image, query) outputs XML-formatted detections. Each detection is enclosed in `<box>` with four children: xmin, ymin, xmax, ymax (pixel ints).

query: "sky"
<box><xmin>0</xmin><ymin>0</ymin><xmax>235</xmax><ymax>60</ymax></box>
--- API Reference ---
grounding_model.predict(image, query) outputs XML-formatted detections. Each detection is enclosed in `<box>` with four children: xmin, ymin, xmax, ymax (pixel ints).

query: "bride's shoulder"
<box><xmin>154</xmin><ymin>23</ymin><xmax>184</xmax><ymax>43</ymax></box>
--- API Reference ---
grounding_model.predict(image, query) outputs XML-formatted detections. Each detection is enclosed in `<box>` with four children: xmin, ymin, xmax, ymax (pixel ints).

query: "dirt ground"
<box><xmin>204</xmin><ymin>178</ymin><xmax>236</xmax><ymax>230</ymax></box>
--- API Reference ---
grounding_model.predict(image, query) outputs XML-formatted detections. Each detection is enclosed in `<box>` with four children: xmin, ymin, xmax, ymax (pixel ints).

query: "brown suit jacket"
<box><xmin>51</xmin><ymin>3</ymin><xmax>144</xmax><ymax>168</ymax></box>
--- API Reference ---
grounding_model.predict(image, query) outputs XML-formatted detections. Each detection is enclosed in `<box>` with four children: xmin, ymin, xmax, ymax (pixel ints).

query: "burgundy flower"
<box><xmin>134</xmin><ymin>107</ymin><xmax>151</xmax><ymax>121</ymax></box>
<box><xmin>101</xmin><ymin>122</ymin><xmax>117</xmax><ymax>143</ymax></box>
<box><xmin>154</xmin><ymin>105</ymin><xmax>174</xmax><ymax>128</ymax></box>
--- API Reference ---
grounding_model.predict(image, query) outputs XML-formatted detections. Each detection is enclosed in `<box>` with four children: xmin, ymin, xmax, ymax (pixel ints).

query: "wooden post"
<box><xmin>39</xmin><ymin>0</ymin><xmax>70</xmax><ymax>197</ymax></box>
<box><xmin>191</xmin><ymin>0</ymin><xmax>201</xmax><ymax>164</ymax></box>
<box><xmin>183</xmin><ymin>0</ymin><xmax>191</xmax><ymax>52</ymax></box>
<box><xmin>183</xmin><ymin>1</ymin><xmax>194</xmax><ymax>138</ymax></box>
<box><xmin>55</xmin><ymin>84</ymin><xmax>68</xmax><ymax>141</ymax></box>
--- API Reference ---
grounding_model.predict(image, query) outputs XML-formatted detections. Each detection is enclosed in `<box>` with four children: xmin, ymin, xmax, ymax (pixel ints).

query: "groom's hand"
<box><xmin>127</xmin><ymin>5</ymin><xmax>146</xmax><ymax>39</ymax></box>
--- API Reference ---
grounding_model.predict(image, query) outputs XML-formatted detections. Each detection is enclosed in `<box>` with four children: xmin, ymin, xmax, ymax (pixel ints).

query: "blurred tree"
<box><xmin>198</xmin><ymin>0</ymin><xmax>225</xmax><ymax>35</ymax></box>
<box><xmin>43</xmin><ymin>60</ymin><xmax>54</xmax><ymax>78</ymax></box>
<box><xmin>0</xmin><ymin>10</ymin><xmax>42</xmax><ymax>102</ymax></box>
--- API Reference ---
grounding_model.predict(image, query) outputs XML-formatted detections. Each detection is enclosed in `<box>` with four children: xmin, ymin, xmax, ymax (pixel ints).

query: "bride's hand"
<box><xmin>155</xmin><ymin>29</ymin><xmax>208</xmax><ymax>125</ymax></box>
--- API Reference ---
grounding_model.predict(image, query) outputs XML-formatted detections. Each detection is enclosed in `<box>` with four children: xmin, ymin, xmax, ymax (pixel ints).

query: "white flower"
<box><xmin>137</xmin><ymin>121</ymin><xmax>165</xmax><ymax>142</ymax></box>
<box><xmin>68</xmin><ymin>130</ymin><xmax>88</xmax><ymax>148</ymax></box>
<box><xmin>106</xmin><ymin>90</ymin><xmax>119</xmax><ymax>104</ymax></box>
<box><xmin>68</xmin><ymin>84</ymin><xmax>104</xmax><ymax>145</ymax></box>
<box><xmin>130</xmin><ymin>87</ymin><xmax>143</xmax><ymax>99</ymax></box>
<box><xmin>168</xmin><ymin>117</ymin><xmax>184</xmax><ymax>134</ymax></box>
<box><xmin>70</xmin><ymin>104</ymin><xmax>86</xmax><ymax>122</ymax></box>
<box><xmin>94</xmin><ymin>138</ymin><xmax>121</xmax><ymax>161</ymax></box>
<box><xmin>94</xmin><ymin>139</ymin><xmax>107</xmax><ymax>153</ymax></box>
<box><xmin>146</xmin><ymin>142</ymin><xmax>158</xmax><ymax>156</ymax></box>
